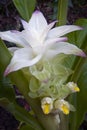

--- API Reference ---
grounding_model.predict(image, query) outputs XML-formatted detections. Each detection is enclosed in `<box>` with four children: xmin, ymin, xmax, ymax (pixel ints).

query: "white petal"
<box><xmin>45</xmin><ymin>42</ymin><xmax>86</xmax><ymax>59</ymax></box>
<box><xmin>48</xmin><ymin>25</ymin><xmax>82</xmax><ymax>38</ymax></box>
<box><xmin>8</xmin><ymin>47</ymin><xmax>19</xmax><ymax>53</ymax></box>
<box><xmin>28</xmin><ymin>10</ymin><xmax>47</xmax><ymax>34</ymax></box>
<box><xmin>21</xmin><ymin>30</ymin><xmax>41</xmax><ymax>47</ymax></box>
<box><xmin>26</xmin><ymin>21</ymin><xmax>57</xmax><ymax>46</ymax></box>
<box><xmin>43</xmin><ymin>37</ymin><xmax>67</xmax><ymax>59</ymax></box>
<box><xmin>21</xmin><ymin>19</ymin><xmax>29</xmax><ymax>29</ymax></box>
<box><xmin>4</xmin><ymin>48</ymin><xmax>42</xmax><ymax>76</ymax></box>
<box><xmin>40</xmin><ymin>21</ymin><xmax>57</xmax><ymax>42</ymax></box>
<box><xmin>0</xmin><ymin>31</ymin><xmax>29</xmax><ymax>47</ymax></box>
<box><xmin>21</xmin><ymin>11</ymin><xmax>50</xmax><ymax>46</ymax></box>
<box><xmin>45</xmin><ymin>37</ymin><xmax>67</xmax><ymax>46</ymax></box>
<box><xmin>21</xmin><ymin>21</ymin><xmax>58</xmax><ymax>48</ymax></box>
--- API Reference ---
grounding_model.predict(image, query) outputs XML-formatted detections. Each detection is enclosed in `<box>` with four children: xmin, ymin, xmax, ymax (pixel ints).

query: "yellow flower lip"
<box><xmin>54</xmin><ymin>99</ymin><xmax>70</xmax><ymax>115</ymax></box>
<box><xmin>73</xmin><ymin>86</ymin><xmax>80</xmax><ymax>92</ymax></box>
<box><xmin>42</xmin><ymin>103</ymin><xmax>51</xmax><ymax>114</ymax></box>
<box><xmin>61</xmin><ymin>104</ymin><xmax>70</xmax><ymax>115</ymax></box>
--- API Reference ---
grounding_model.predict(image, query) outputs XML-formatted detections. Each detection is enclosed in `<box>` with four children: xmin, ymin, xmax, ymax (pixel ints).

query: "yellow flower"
<box><xmin>41</xmin><ymin>97</ymin><xmax>53</xmax><ymax>114</ymax></box>
<box><xmin>67</xmin><ymin>82</ymin><xmax>80</xmax><ymax>92</ymax></box>
<box><xmin>54</xmin><ymin>99</ymin><xmax>70</xmax><ymax>115</ymax></box>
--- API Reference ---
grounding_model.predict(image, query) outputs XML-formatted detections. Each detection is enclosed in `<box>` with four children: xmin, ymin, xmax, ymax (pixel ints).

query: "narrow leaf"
<box><xmin>68</xmin><ymin>19</ymin><xmax>87</xmax><ymax>130</ymax></box>
<box><xmin>0</xmin><ymin>98</ymin><xmax>42</xmax><ymax>130</ymax></box>
<box><xmin>0</xmin><ymin>40</ymin><xmax>43</xmax><ymax>130</ymax></box>
<box><xmin>13</xmin><ymin>0</ymin><xmax>36</xmax><ymax>21</ymax></box>
<box><xmin>56</xmin><ymin>0</ymin><xmax>68</xmax><ymax>26</ymax></box>
<box><xmin>20</xmin><ymin>124</ymin><xmax>35</xmax><ymax>130</ymax></box>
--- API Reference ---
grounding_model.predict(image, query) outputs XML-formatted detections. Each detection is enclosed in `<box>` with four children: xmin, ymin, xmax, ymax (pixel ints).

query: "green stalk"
<box><xmin>0</xmin><ymin>40</ymin><xmax>68</xmax><ymax>130</ymax></box>
<box><xmin>56</xmin><ymin>0</ymin><xmax>68</xmax><ymax>26</ymax></box>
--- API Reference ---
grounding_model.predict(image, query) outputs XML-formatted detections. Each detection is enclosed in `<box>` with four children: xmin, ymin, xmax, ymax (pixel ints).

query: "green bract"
<box><xmin>29</xmin><ymin>59</ymin><xmax>73</xmax><ymax>99</ymax></box>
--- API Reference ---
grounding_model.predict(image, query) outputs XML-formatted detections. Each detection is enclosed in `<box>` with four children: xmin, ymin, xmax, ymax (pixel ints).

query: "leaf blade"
<box><xmin>13</xmin><ymin>0</ymin><xmax>36</xmax><ymax>21</ymax></box>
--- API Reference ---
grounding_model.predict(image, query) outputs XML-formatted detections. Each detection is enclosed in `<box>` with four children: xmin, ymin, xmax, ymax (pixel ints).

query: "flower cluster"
<box><xmin>0</xmin><ymin>10</ymin><xmax>86</xmax><ymax>115</ymax></box>
<box><xmin>41</xmin><ymin>82</ymin><xmax>79</xmax><ymax>115</ymax></box>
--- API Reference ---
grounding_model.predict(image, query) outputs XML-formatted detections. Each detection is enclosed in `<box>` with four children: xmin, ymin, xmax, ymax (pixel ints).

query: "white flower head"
<box><xmin>41</xmin><ymin>97</ymin><xmax>53</xmax><ymax>114</ymax></box>
<box><xmin>0</xmin><ymin>10</ymin><xmax>86</xmax><ymax>76</ymax></box>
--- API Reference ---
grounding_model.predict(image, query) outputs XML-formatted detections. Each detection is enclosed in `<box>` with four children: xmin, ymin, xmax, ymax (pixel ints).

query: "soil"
<box><xmin>0</xmin><ymin>107</ymin><xmax>19</xmax><ymax>130</ymax></box>
<box><xmin>0</xmin><ymin>0</ymin><xmax>87</xmax><ymax>130</ymax></box>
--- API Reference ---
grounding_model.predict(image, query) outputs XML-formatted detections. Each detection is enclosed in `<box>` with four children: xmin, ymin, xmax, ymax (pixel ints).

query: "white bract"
<box><xmin>0</xmin><ymin>10</ymin><xmax>86</xmax><ymax>76</ymax></box>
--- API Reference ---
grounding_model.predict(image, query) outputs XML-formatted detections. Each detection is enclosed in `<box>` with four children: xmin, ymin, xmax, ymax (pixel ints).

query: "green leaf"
<box><xmin>0</xmin><ymin>40</ymin><xmax>43</xmax><ymax>130</ymax></box>
<box><xmin>0</xmin><ymin>97</ymin><xmax>42</xmax><ymax>130</ymax></box>
<box><xmin>13</xmin><ymin>0</ymin><xmax>36</xmax><ymax>21</ymax></box>
<box><xmin>77</xmin><ymin>61</ymin><xmax>87</xmax><ymax>126</ymax></box>
<box><xmin>0</xmin><ymin>75</ymin><xmax>15</xmax><ymax>102</ymax></box>
<box><xmin>20</xmin><ymin>124</ymin><xmax>35</xmax><ymax>130</ymax></box>
<box><xmin>69</xmin><ymin>59</ymin><xmax>87</xmax><ymax>130</ymax></box>
<box><xmin>68</xmin><ymin>19</ymin><xmax>87</xmax><ymax>49</ymax></box>
<box><xmin>65</xmin><ymin>19</ymin><xmax>87</xmax><ymax>70</ymax></box>
<box><xmin>7</xmin><ymin>103</ymin><xmax>42</xmax><ymax>130</ymax></box>
<box><xmin>56</xmin><ymin>0</ymin><xmax>68</xmax><ymax>26</ymax></box>
<box><xmin>68</xmin><ymin>19</ymin><xmax>87</xmax><ymax>130</ymax></box>
<box><xmin>0</xmin><ymin>98</ymin><xmax>11</xmax><ymax>108</ymax></box>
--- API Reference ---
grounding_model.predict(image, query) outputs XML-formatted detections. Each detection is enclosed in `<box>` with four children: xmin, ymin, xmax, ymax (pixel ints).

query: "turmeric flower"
<box><xmin>0</xmin><ymin>10</ymin><xmax>85</xmax><ymax>76</ymax></box>
<box><xmin>41</xmin><ymin>97</ymin><xmax>53</xmax><ymax>114</ymax></box>
<box><xmin>54</xmin><ymin>99</ymin><xmax>75</xmax><ymax>115</ymax></box>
